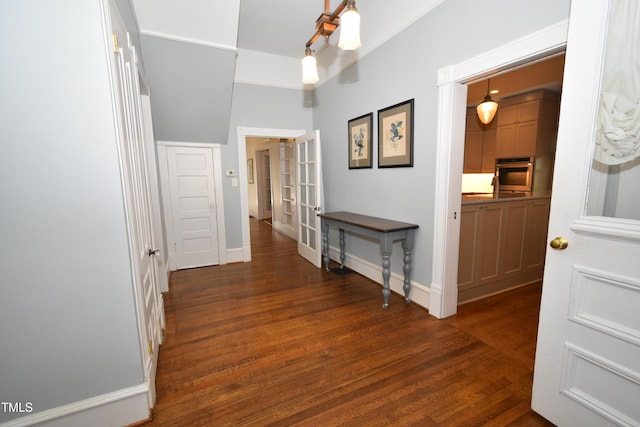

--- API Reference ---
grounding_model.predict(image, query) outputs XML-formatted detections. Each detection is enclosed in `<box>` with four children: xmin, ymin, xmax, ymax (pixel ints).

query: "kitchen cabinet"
<box><xmin>523</xmin><ymin>198</ymin><xmax>551</xmax><ymax>270</ymax></box>
<box><xmin>464</xmin><ymin>108</ymin><xmax>496</xmax><ymax>173</ymax></box>
<box><xmin>458</xmin><ymin>197</ymin><xmax>551</xmax><ymax>302</ymax></box>
<box><xmin>494</xmin><ymin>90</ymin><xmax>560</xmax><ymax>161</ymax></box>
<box><xmin>458</xmin><ymin>202</ymin><xmax>503</xmax><ymax>288</ymax></box>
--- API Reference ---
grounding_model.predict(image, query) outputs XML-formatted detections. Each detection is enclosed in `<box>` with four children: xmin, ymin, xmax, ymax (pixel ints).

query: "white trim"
<box><xmin>236</xmin><ymin>127</ymin><xmax>306</xmax><ymax>262</ymax></box>
<box><xmin>211</xmin><ymin>144</ymin><xmax>228</xmax><ymax>266</ymax></box>
<box><xmin>139</xmin><ymin>29</ymin><xmax>238</xmax><ymax>52</ymax></box>
<box><xmin>156</xmin><ymin>144</ymin><xmax>175</xmax><ymax>270</ymax></box>
<box><xmin>560</xmin><ymin>344</ymin><xmax>640</xmax><ymax>427</ymax></box>
<box><xmin>140</xmin><ymin>94</ymin><xmax>168</xmax><ymax>293</ymax></box>
<box><xmin>225</xmin><ymin>248</ymin><xmax>245</xmax><ymax>264</ymax></box>
<box><xmin>430</xmin><ymin>80</ymin><xmax>467</xmax><ymax>319</ymax></box>
<box><xmin>571</xmin><ymin>216</ymin><xmax>640</xmax><ymax>243</ymax></box>
<box><xmin>437</xmin><ymin>20</ymin><xmax>569</xmax><ymax>85</ymax></box>
<box><xmin>327</xmin><ymin>246</ymin><xmax>430</xmax><ymax>310</ymax></box>
<box><xmin>156</xmin><ymin>140</ymin><xmax>228</xmax><ymax>268</ymax></box>
<box><xmin>432</xmin><ymin>20</ymin><xmax>569</xmax><ymax>318</ymax></box>
<box><xmin>0</xmin><ymin>384</ymin><xmax>149</xmax><ymax>427</ymax></box>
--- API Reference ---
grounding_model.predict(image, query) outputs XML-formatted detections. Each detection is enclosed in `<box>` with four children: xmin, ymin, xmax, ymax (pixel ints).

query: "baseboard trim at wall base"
<box><xmin>225</xmin><ymin>248</ymin><xmax>245</xmax><ymax>264</ymax></box>
<box><xmin>428</xmin><ymin>282</ymin><xmax>447</xmax><ymax>319</ymax></box>
<box><xmin>243</xmin><ymin>243</ymin><xmax>252</xmax><ymax>262</ymax></box>
<box><xmin>457</xmin><ymin>271</ymin><xmax>544</xmax><ymax>305</ymax></box>
<box><xmin>0</xmin><ymin>383</ymin><xmax>150</xmax><ymax>427</ymax></box>
<box><xmin>272</xmin><ymin>221</ymin><xmax>297</xmax><ymax>241</ymax></box>
<box><xmin>328</xmin><ymin>246</ymin><xmax>430</xmax><ymax>310</ymax></box>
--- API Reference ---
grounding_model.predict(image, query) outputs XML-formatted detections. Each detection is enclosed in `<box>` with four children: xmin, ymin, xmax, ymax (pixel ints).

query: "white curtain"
<box><xmin>595</xmin><ymin>0</ymin><xmax>640</xmax><ymax>165</ymax></box>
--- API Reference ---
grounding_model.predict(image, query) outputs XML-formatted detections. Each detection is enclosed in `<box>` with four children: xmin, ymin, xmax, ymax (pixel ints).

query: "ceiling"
<box><xmin>130</xmin><ymin>0</ymin><xmax>565</xmax><ymax>94</ymax></box>
<box><xmin>236</xmin><ymin>0</ymin><xmax>330</xmax><ymax>58</ymax></box>
<box><xmin>467</xmin><ymin>54</ymin><xmax>565</xmax><ymax>107</ymax></box>
<box><xmin>131</xmin><ymin>0</ymin><xmax>446</xmax><ymax>59</ymax></box>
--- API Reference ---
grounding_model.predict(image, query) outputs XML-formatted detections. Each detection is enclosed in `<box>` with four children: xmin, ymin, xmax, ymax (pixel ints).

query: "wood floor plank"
<box><xmin>146</xmin><ymin>219</ymin><xmax>553</xmax><ymax>426</ymax></box>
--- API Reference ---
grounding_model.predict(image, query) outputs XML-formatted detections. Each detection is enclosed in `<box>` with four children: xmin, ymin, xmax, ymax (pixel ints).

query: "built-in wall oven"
<box><xmin>495</xmin><ymin>157</ymin><xmax>534</xmax><ymax>192</ymax></box>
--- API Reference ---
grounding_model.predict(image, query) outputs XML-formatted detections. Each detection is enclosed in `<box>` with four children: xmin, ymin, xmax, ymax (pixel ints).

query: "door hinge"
<box><xmin>112</xmin><ymin>33</ymin><xmax>119</xmax><ymax>53</ymax></box>
<box><xmin>147</xmin><ymin>339</ymin><xmax>153</xmax><ymax>356</ymax></box>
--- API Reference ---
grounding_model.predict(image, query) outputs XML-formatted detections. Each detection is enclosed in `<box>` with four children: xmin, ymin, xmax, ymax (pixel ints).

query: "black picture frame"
<box><xmin>348</xmin><ymin>113</ymin><xmax>374</xmax><ymax>169</ymax></box>
<box><xmin>377</xmin><ymin>99</ymin><xmax>414</xmax><ymax>168</ymax></box>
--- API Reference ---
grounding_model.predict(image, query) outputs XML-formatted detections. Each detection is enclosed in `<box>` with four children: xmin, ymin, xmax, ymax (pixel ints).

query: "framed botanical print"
<box><xmin>348</xmin><ymin>113</ymin><xmax>373</xmax><ymax>169</ymax></box>
<box><xmin>378</xmin><ymin>99</ymin><xmax>414</xmax><ymax>167</ymax></box>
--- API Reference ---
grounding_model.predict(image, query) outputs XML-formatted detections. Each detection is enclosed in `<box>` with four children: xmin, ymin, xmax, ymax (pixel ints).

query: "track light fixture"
<box><xmin>301</xmin><ymin>0</ymin><xmax>361</xmax><ymax>85</ymax></box>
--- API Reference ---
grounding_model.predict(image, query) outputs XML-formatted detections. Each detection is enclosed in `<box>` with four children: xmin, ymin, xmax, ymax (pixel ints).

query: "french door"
<box><xmin>296</xmin><ymin>130</ymin><xmax>324</xmax><ymax>267</ymax></box>
<box><xmin>532</xmin><ymin>1</ymin><xmax>640</xmax><ymax>425</ymax></box>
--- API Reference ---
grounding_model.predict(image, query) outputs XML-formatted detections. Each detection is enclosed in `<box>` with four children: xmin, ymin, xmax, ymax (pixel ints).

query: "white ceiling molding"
<box><xmin>139</xmin><ymin>30</ymin><xmax>238</xmax><ymax>52</ymax></box>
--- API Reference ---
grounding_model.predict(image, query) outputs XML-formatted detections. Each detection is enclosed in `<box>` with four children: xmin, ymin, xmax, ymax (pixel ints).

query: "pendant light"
<box><xmin>301</xmin><ymin>0</ymin><xmax>361</xmax><ymax>84</ymax></box>
<box><xmin>338</xmin><ymin>1</ymin><xmax>361</xmax><ymax>50</ymax></box>
<box><xmin>477</xmin><ymin>79</ymin><xmax>498</xmax><ymax>124</ymax></box>
<box><xmin>302</xmin><ymin>48</ymin><xmax>320</xmax><ymax>85</ymax></box>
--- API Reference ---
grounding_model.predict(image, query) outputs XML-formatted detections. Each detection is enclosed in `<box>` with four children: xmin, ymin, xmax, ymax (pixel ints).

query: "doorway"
<box><xmin>245</xmin><ymin>137</ymin><xmax>297</xmax><ymax>239</ymax></box>
<box><xmin>430</xmin><ymin>20</ymin><xmax>570</xmax><ymax>319</ymax></box>
<box><xmin>237</xmin><ymin>127</ymin><xmax>305</xmax><ymax>262</ymax></box>
<box><xmin>458</xmin><ymin>54</ymin><xmax>565</xmax><ymax>304</ymax></box>
<box><xmin>157</xmin><ymin>141</ymin><xmax>228</xmax><ymax>269</ymax></box>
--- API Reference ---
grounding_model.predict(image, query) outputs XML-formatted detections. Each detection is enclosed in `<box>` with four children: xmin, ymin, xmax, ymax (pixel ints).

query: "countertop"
<box><xmin>461</xmin><ymin>191</ymin><xmax>551</xmax><ymax>205</ymax></box>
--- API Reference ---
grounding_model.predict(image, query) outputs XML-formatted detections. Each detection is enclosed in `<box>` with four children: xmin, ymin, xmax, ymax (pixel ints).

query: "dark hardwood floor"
<box><xmin>147</xmin><ymin>218</ymin><xmax>553</xmax><ymax>426</ymax></box>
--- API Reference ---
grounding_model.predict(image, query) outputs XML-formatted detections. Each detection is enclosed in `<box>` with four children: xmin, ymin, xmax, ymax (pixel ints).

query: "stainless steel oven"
<box><xmin>495</xmin><ymin>157</ymin><xmax>534</xmax><ymax>192</ymax></box>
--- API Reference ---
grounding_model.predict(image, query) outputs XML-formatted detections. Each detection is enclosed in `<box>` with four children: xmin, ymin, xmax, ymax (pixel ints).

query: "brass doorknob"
<box><xmin>550</xmin><ymin>237</ymin><xmax>568</xmax><ymax>250</ymax></box>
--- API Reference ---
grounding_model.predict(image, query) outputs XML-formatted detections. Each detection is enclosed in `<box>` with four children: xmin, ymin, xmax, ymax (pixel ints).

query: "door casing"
<box><xmin>157</xmin><ymin>141</ymin><xmax>227</xmax><ymax>270</ymax></box>
<box><xmin>431</xmin><ymin>20</ymin><xmax>569</xmax><ymax>319</ymax></box>
<box><xmin>237</xmin><ymin>127</ymin><xmax>305</xmax><ymax>262</ymax></box>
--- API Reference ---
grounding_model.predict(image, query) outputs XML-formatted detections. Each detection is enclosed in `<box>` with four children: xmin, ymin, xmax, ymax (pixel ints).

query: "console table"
<box><xmin>318</xmin><ymin>211</ymin><xmax>419</xmax><ymax>309</ymax></box>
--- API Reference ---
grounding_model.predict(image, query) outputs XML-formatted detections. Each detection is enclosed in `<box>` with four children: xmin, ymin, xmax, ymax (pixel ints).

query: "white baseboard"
<box><xmin>427</xmin><ymin>281</ymin><xmax>450</xmax><ymax>319</ymax></box>
<box><xmin>159</xmin><ymin>258</ymin><xmax>170</xmax><ymax>292</ymax></box>
<box><xmin>0</xmin><ymin>384</ymin><xmax>150</xmax><ymax>427</ymax></box>
<box><xmin>225</xmin><ymin>248</ymin><xmax>245</xmax><ymax>264</ymax></box>
<box><xmin>328</xmin><ymin>246</ymin><xmax>430</xmax><ymax>310</ymax></box>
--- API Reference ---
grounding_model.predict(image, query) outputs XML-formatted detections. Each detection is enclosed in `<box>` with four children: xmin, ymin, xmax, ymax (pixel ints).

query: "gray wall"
<box><xmin>0</xmin><ymin>0</ymin><xmax>143</xmax><ymax>422</ymax></box>
<box><xmin>140</xmin><ymin>35</ymin><xmax>236</xmax><ymax>144</ymax></box>
<box><xmin>312</xmin><ymin>0</ymin><xmax>572</xmax><ymax>289</ymax></box>
<box><xmin>223</xmin><ymin>83</ymin><xmax>314</xmax><ymax>248</ymax></box>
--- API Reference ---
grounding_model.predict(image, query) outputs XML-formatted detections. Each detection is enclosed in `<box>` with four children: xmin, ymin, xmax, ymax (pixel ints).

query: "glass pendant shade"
<box><xmin>337</xmin><ymin>8</ymin><xmax>361</xmax><ymax>50</ymax></box>
<box><xmin>302</xmin><ymin>51</ymin><xmax>319</xmax><ymax>84</ymax></box>
<box><xmin>477</xmin><ymin>96</ymin><xmax>498</xmax><ymax>124</ymax></box>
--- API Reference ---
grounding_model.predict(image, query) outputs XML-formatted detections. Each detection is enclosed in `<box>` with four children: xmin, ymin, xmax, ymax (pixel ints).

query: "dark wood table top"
<box><xmin>319</xmin><ymin>211</ymin><xmax>419</xmax><ymax>233</ymax></box>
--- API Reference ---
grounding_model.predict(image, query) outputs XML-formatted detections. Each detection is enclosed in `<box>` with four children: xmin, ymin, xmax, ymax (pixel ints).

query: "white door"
<box><xmin>532</xmin><ymin>1</ymin><xmax>640</xmax><ymax>425</ymax></box>
<box><xmin>296</xmin><ymin>131</ymin><xmax>324</xmax><ymax>267</ymax></box>
<box><xmin>167</xmin><ymin>146</ymin><xmax>220</xmax><ymax>269</ymax></box>
<box><xmin>107</xmin><ymin>0</ymin><xmax>161</xmax><ymax>405</ymax></box>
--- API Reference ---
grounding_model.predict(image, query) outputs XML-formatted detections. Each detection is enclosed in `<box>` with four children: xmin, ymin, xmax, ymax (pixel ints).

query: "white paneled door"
<box><xmin>532</xmin><ymin>1</ymin><xmax>640</xmax><ymax>425</ymax></box>
<box><xmin>167</xmin><ymin>146</ymin><xmax>220</xmax><ymax>269</ymax></box>
<box><xmin>106</xmin><ymin>0</ymin><xmax>161</xmax><ymax>406</ymax></box>
<box><xmin>296</xmin><ymin>131</ymin><xmax>324</xmax><ymax>267</ymax></box>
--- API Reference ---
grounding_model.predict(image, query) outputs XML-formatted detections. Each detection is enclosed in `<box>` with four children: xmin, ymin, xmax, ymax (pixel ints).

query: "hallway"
<box><xmin>148</xmin><ymin>219</ymin><xmax>552</xmax><ymax>426</ymax></box>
